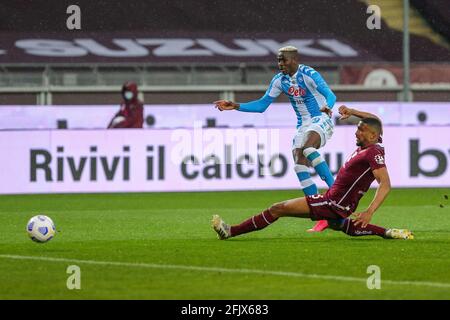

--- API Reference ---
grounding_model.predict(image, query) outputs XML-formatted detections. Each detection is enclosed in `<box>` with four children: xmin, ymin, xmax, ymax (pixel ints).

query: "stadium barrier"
<box><xmin>1</xmin><ymin>83</ymin><xmax>450</xmax><ymax>105</ymax></box>
<box><xmin>0</xmin><ymin>126</ymin><xmax>448</xmax><ymax>194</ymax></box>
<box><xmin>1</xmin><ymin>102</ymin><xmax>450</xmax><ymax>130</ymax></box>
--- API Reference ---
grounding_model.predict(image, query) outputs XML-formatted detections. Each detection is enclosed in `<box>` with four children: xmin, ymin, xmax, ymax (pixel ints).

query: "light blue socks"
<box><xmin>303</xmin><ymin>147</ymin><xmax>335</xmax><ymax>187</ymax></box>
<box><xmin>294</xmin><ymin>164</ymin><xmax>318</xmax><ymax>196</ymax></box>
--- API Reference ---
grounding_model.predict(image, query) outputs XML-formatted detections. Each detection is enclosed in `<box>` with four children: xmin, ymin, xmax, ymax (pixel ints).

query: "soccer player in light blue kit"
<box><xmin>214</xmin><ymin>46</ymin><xmax>335</xmax><ymax>232</ymax></box>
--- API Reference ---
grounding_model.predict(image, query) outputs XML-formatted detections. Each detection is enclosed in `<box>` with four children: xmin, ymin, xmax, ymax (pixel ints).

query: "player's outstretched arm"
<box><xmin>214</xmin><ymin>73</ymin><xmax>280</xmax><ymax>113</ymax></box>
<box><xmin>353</xmin><ymin>167</ymin><xmax>391</xmax><ymax>227</ymax></box>
<box><xmin>214</xmin><ymin>94</ymin><xmax>274</xmax><ymax>113</ymax></box>
<box><xmin>338</xmin><ymin>105</ymin><xmax>381</xmax><ymax>122</ymax></box>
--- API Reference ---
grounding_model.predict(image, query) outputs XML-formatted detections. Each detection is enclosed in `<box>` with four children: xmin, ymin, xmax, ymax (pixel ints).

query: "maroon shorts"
<box><xmin>305</xmin><ymin>194</ymin><xmax>351</xmax><ymax>221</ymax></box>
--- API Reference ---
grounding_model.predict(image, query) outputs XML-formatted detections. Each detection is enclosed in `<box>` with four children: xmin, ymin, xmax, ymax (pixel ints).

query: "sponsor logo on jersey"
<box><xmin>288</xmin><ymin>86</ymin><xmax>306</xmax><ymax>97</ymax></box>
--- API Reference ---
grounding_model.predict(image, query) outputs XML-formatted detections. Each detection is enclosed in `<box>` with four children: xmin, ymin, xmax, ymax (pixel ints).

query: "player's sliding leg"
<box><xmin>328</xmin><ymin>219</ymin><xmax>414</xmax><ymax>239</ymax></box>
<box><xmin>212</xmin><ymin>201</ymin><xmax>414</xmax><ymax>240</ymax></box>
<box><xmin>212</xmin><ymin>197</ymin><xmax>311</xmax><ymax>240</ymax></box>
<box><xmin>329</xmin><ymin>218</ymin><xmax>386</xmax><ymax>237</ymax></box>
<box><xmin>212</xmin><ymin>209</ymin><xmax>277</xmax><ymax>240</ymax></box>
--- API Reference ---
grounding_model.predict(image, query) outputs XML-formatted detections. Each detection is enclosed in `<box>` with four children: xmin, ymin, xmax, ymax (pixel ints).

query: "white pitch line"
<box><xmin>1</xmin><ymin>254</ymin><xmax>450</xmax><ymax>289</ymax></box>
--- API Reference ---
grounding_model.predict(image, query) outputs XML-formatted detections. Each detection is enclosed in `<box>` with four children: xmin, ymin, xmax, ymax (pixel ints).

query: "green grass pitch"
<box><xmin>0</xmin><ymin>188</ymin><xmax>449</xmax><ymax>300</ymax></box>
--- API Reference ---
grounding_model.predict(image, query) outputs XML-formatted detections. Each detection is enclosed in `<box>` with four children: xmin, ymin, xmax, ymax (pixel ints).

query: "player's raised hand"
<box><xmin>214</xmin><ymin>100</ymin><xmax>239</xmax><ymax>111</ymax></box>
<box><xmin>338</xmin><ymin>105</ymin><xmax>352</xmax><ymax>120</ymax></box>
<box><xmin>352</xmin><ymin>210</ymin><xmax>373</xmax><ymax>228</ymax></box>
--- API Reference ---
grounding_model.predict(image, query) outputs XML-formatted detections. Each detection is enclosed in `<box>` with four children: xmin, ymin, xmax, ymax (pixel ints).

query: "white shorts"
<box><xmin>292</xmin><ymin>114</ymin><xmax>334</xmax><ymax>150</ymax></box>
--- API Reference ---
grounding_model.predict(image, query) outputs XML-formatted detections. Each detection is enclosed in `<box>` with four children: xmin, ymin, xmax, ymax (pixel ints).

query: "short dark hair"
<box><xmin>361</xmin><ymin>117</ymin><xmax>383</xmax><ymax>136</ymax></box>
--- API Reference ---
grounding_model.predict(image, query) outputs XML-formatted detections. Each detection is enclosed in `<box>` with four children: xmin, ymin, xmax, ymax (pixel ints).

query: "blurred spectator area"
<box><xmin>410</xmin><ymin>0</ymin><xmax>449</xmax><ymax>41</ymax></box>
<box><xmin>0</xmin><ymin>0</ymin><xmax>449</xmax><ymax>104</ymax></box>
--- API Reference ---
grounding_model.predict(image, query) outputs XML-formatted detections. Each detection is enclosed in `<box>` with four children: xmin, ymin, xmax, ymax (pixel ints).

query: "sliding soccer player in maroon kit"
<box><xmin>212</xmin><ymin>105</ymin><xmax>414</xmax><ymax>240</ymax></box>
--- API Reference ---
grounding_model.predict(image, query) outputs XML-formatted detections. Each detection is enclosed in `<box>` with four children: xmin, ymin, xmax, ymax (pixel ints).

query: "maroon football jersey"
<box><xmin>325</xmin><ymin>143</ymin><xmax>386</xmax><ymax>213</ymax></box>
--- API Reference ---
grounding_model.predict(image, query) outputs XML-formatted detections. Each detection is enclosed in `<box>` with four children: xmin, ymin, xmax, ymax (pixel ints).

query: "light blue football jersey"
<box><xmin>239</xmin><ymin>64</ymin><xmax>336</xmax><ymax>128</ymax></box>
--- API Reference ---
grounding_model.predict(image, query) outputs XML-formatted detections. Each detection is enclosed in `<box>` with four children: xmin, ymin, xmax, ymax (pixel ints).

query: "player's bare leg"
<box><xmin>212</xmin><ymin>197</ymin><xmax>311</xmax><ymax>239</ymax></box>
<box><xmin>294</xmin><ymin>131</ymin><xmax>334</xmax><ymax>232</ymax></box>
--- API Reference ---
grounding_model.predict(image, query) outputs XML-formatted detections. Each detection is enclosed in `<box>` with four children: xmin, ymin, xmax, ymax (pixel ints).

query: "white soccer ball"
<box><xmin>26</xmin><ymin>215</ymin><xmax>56</xmax><ymax>243</ymax></box>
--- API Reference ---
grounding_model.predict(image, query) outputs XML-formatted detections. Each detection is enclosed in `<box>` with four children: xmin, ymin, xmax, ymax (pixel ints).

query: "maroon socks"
<box><xmin>230</xmin><ymin>209</ymin><xmax>278</xmax><ymax>237</ymax></box>
<box><xmin>342</xmin><ymin>218</ymin><xmax>386</xmax><ymax>237</ymax></box>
